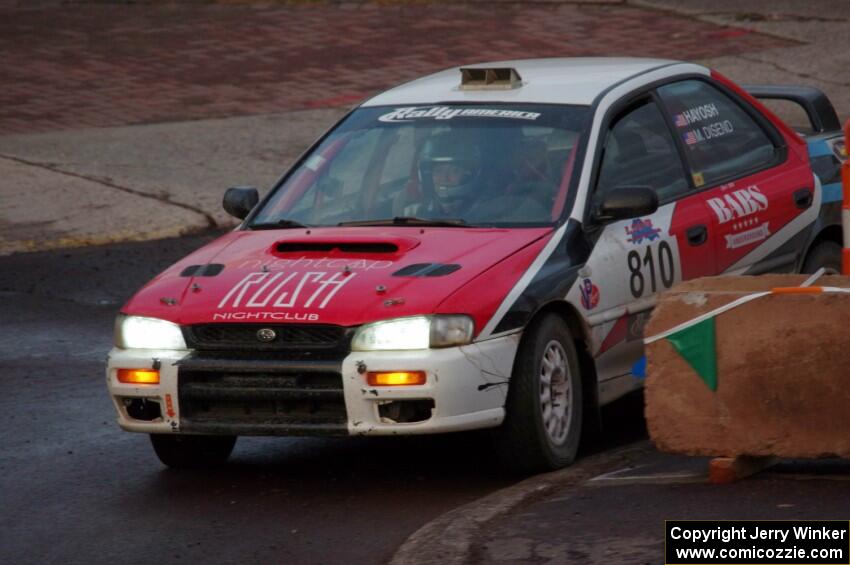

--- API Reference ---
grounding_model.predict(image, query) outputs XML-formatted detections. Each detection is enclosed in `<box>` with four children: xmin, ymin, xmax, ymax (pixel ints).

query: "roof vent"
<box><xmin>460</xmin><ymin>67</ymin><xmax>523</xmax><ymax>91</ymax></box>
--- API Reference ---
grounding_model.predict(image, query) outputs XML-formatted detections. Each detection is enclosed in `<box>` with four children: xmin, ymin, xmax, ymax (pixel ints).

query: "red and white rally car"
<box><xmin>107</xmin><ymin>58</ymin><xmax>846</xmax><ymax>472</ymax></box>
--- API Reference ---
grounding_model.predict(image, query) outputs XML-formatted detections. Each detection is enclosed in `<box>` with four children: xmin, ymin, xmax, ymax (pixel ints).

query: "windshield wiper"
<box><xmin>338</xmin><ymin>216</ymin><xmax>469</xmax><ymax>227</ymax></box>
<box><xmin>249</xmin><ymin>219</ymin><xmax>309</xmax><ymax>230</ymax></box>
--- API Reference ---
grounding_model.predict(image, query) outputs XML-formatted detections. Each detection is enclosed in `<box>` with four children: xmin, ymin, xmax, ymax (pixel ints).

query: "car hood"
<box><xmin>122</xmin><ymin>226</ymin><xmax>553</xmax><ymax>328</ymax></box>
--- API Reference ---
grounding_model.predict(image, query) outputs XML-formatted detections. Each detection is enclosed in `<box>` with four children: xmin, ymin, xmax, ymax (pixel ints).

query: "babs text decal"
<box><xmin>707</xmin><ymin>185</ymin><xmax>768</xmax><ymax>224</ymax></box>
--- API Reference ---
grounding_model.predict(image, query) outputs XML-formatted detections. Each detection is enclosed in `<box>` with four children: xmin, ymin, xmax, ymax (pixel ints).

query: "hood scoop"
<box><xmin>273</xmin><ymin>235</ymin><xmax>420</xmax><ymax>256</ymax></box>
<box><xmin>276</xmin><ymin>241</ymin><xmax>397</xmax><ymax>254</ymax></box>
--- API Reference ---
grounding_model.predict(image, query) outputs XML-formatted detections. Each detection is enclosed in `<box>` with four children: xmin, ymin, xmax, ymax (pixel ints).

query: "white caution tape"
<box><xmin>644</xmin><ymin>280</ymin><xmax>850</xmax><ymax>345</ymax></box>
<box><xmin>644</xmin><ymin>291</ymin><xmax>769</xmax><ymax>344</ymax></box>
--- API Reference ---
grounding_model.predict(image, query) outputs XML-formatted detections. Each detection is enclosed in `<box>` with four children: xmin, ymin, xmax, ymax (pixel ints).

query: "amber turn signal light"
<box><xmin>117</xmin><ymin>369</ymin><xmax>160</xmax><ymax>385</ymax></box>
<box><xmin>366</xmin><ymin>371</ymin><xmax>426</xmax><ymax>386</ymax></box>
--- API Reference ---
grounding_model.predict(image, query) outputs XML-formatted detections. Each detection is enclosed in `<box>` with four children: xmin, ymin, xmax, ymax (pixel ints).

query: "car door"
<box><xmin>569</xmin><ymin>96</ymin><xmax>717</xmax><ymax>401</ymax></box>
<box><xmin>656</xmin><ymin>79</ymin><xmax>816</xmax><ymax>275</ymax></box>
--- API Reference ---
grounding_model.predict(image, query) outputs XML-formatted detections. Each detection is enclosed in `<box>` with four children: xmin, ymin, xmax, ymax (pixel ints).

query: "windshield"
<box><xmin>251</xmin><ymin>104</ymin><xmax>590</xmax><ymax>228</ymax></box>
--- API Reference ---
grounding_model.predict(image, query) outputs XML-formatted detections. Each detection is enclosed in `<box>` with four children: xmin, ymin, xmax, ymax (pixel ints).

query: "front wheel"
<box><xmin>493</xmin><ymin>314</ymin><xmax>583</xmax><ymax>473</ymax></box>
<box><xmin>150</xmin><ymin>434</ymin><xmax>237</xmax><ymax>469</ymax></box>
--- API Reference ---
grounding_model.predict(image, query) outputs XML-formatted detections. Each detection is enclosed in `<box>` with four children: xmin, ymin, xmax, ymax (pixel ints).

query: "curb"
<box><xmin>389</xmin><ymin>441</ymin><xmax>653</xmax><ymax>565</ymax></box>
<box><xmin>0</xmin><ymin>226</ymin><xmax>214</xmax><ymax>257</ymax></box>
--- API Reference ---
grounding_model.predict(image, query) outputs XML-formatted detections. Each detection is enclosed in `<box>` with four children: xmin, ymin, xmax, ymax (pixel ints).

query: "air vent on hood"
<box><xmin>180</xmin><ymin>263</ymin><xmax>225</xmax><ymax>277</ymax></box>
<box><xmin>276</xmin><ymin>242</ymin><xmax>398</xmax><ymax>254</ymax></box>
<box><xmin>392</xmin><ymin>263</ymin><xmax>461</xmax><ymax>277</ymax></box>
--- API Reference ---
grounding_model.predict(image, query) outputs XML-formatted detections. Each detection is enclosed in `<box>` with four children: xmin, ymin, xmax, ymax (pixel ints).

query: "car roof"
<box><xmin>361</xmin><ymin>57</ymin><xmax>696</xmax><ymax>107</ymax></box>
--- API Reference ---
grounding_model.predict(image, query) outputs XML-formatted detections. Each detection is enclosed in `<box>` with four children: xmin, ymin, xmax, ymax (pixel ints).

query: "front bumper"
<box><xmin>105</xmin><ymin>333</ymin><xmax>520</xmax><ymax>436</ymax></box>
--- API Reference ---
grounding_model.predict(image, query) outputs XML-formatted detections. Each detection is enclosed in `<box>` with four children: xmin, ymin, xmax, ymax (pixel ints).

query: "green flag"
<box><xmin>666</xmin><ymin>317</ymin><xmax>718</xmax><ymax>391</ymax></box>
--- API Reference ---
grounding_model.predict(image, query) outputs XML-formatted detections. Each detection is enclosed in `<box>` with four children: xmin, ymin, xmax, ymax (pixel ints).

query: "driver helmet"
<box><xmin>419</xmin><ymin>132</ymin><xmax>483</xmax><ymax>205</ymax></box>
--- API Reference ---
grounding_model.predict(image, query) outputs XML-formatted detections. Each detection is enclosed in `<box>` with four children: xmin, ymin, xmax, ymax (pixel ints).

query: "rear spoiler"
<box><xmin>742</xmin><ymin>84</ymin><xmax>841</xmax><ymax>134</ymax></box>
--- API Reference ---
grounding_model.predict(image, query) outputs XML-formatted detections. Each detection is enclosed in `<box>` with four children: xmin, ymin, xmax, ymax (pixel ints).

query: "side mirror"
<box><xmin>223</xmin><ymin>186</ymin><xmax>259</xmax><ymax>220</ymax></box>
<box><xmin>594</xmin><ymin>186</ymin><xmax>658</xmax><ymax>222</ymax></box>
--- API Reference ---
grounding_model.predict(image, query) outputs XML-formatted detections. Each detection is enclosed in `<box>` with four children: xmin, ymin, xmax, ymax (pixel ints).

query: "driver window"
<box><xmin>596</xmin><ymin>99</ymin><xmax>689</xmax><ymax>204</ymax></box>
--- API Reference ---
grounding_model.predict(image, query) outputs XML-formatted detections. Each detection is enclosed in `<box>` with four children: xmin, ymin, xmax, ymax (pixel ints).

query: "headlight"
<box><xmin>114</xmin><ymin>314</ymin><xmax>187</xmax><ymax>350</ymax></box>
<box><xmin>351</xmin><ymin>315</ymin><xmax>474</xmax><ymax>351</ymax></box>
<box><xmin>429</xmin><ymin>315</ymin><xmax>475</xmax><ymax>348</ymax></box>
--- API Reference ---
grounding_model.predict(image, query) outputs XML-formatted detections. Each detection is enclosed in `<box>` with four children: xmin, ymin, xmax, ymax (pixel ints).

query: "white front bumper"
<box><xmin>105</xmin><ymin>333</ymin><xmax>520</xmax><ymax>436</ymax></box>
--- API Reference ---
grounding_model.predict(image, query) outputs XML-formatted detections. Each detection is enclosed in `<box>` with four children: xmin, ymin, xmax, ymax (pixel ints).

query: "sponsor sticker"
<box><xmin>625</xmin><ymin>218</ymin><xmax>662</xmax><ymax>245</ymax></box>
<box><xmin>304</xmin><ymin>154</ymin><xmax>326</xmax><ymax>172</ymax></box>
<box><xmin>237</xmin><ymin>257</ymin><xmax>393</xmax><ymax>271</ymax></box>
<box><xmin>217</xmin><ymin>270</ymin><xmax>355</xmax><ymax>310</ymax></box>
<box><xmin>212</xmin><ymin>311</ymin><xmax>320</xmax><ymax>321</ymax></box>
<box><xmin>701</xmin><ymin>119</ymin><xmax>734</xmax><ymax>140</ymax></box>
<box><xmin>579</xmin><ymin>278</ymin><xmax>600</xmax><ymax>310</ymax></box>
<box><xmin>164</xmin><ymin>394</ymin><xmax>176</xmax><ymax>418</ymax></box>
<box><xmin>627</xmin><ymin>312</ymin><xmax>650</xmax><ymax>341</ymax></box>
<box><xmin>378</xmin><ymin>106</ymin><xmax>542</xmax><ymax>123</ymax></box>
<box><xmin>706</xmin><ymin>184</ymin><xmax>768</xmax><ymax>224</ymax></box>
<box><xmin>725</xmin><ymin>222</ymin><xmax>770</xmax><ymax>249</ymax></box>
<box><xmin>683</xmin><ymin>130</ymin><xmax>701</xmax><ymax>146</ymax></box>
<box><xmin>673</xmin><ymin>102</ymin><xmax>720</xmax><ymax>127</ymax></box>
<box><xmin>682</xmin><ymin>120</ymin><xmax>734</xmax><ymax>146</ymax></box>
<box><xmin>692</xmin><ymin>171</ymin><xmax>705</xmax><ymax>187</ymax></box>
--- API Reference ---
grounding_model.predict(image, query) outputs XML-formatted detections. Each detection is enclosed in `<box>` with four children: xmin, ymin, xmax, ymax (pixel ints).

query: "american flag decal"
<box><xmin>674</xmin><ymin>113</ymin><xmax>688</xmax><ymax>127</ymax></box>
<box><xmin>683</xmin><ymin>130</ymin><xmax>699</xmax><ymax>146</ymax></box>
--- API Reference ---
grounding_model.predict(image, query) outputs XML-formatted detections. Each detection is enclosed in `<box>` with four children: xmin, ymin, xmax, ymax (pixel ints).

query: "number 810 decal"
<box><xmin>627</xmin><ymin>241</ymin><xmax>675</xmax><ymax>298</ymax></box>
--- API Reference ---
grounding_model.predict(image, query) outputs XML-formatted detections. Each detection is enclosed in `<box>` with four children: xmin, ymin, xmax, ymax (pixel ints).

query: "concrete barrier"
<box><xmin>645</xmin><ymin>275</ymin><xmax>850</xmax><ymax>459</ymax></box>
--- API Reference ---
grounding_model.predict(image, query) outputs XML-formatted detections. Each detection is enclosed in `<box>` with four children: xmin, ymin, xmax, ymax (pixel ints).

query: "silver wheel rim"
<box><xmin>539</xmin><ymin>339</ymin><xmax>572</xmax><ymax>445</ymax></box>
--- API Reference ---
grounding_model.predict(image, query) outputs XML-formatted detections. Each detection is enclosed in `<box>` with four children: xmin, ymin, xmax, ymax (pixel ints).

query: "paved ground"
<box><xmin>389</xmin><ymin>443</ymin><xmax>850</xmax><ymax>564</ymax></box>
<box><xmin>469</xmin><ymin>453</ymin><xmax>850</xmax><ymax>564</ymax></box>
<box><xmin>0</xmin><ymin>233</ymin><xmax>652</xmax><ymax>565</ymax></box>
<box><xmin>0</xmin><ymin>235</ymin><xmax>514</xmax><ymax>565</ymax></box>
<box><xmin>0</xmin><ymin>2</ymin><xmax>790</xmax><ymax>135</ymax></box>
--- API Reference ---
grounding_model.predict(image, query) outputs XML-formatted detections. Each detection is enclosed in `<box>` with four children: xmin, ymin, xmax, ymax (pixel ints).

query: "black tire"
<box><xmin>150</xmin><ymin>434</ymin><xmax>236</xmax><ymax>469</ymax></box>
<box><xmin>493</xmin><ymin>313</ymin><xmax>583</xmax><ymax>474</ymax></box>
<box><xmin>802</xmin><ymin>241</ymin><xmax>842</xmax><ymax>274</ymax></box>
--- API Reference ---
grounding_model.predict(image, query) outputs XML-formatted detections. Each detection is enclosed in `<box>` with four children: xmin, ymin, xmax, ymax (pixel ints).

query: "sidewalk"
<box><xmin>1</xmin><ymin>0</ymin><xmax>835</xmax><ymax>255</ymax></box>
<box><xmin>469</xmin><ymin>450</ymin><xmax>850</xmax><ymax>564</ymax></box>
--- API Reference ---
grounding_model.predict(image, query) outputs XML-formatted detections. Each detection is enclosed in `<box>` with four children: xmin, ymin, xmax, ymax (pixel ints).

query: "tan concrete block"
<box><xmin>645</xmin><ymin>275</ymin><xmax>850</xmax><ymax>459</ymax></box>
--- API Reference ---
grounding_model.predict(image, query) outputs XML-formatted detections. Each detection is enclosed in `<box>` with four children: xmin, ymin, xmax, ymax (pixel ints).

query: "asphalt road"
<box><xmin>0</xmin><ymin>232</ymin><xmax>649</xmax><ymax>565</ymax></box>
<box><xmin>0</xmin><ymin>233</ymin><xmax>513</xmax><ymax>565</ymax></box>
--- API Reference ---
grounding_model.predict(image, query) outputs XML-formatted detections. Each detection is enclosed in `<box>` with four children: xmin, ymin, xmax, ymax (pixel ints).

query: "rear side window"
<box><xmin>657</xmin><ymin>80</ymin><xmax>776</xmax><ymax>187</ymax></box>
